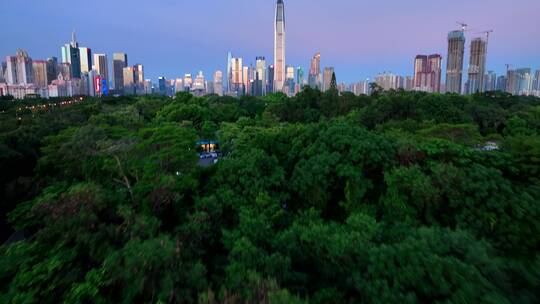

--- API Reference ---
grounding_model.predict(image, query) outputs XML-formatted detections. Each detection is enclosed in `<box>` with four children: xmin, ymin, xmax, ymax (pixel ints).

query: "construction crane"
<box><xmin>475</xmin><ymin>29</ymin><xmax>494</xmax><ymax>44</ymax></box>
<box><xmin>456</xmin><ymin>21</ymin><xmax>468</xmax><ymax>32</ymax></box>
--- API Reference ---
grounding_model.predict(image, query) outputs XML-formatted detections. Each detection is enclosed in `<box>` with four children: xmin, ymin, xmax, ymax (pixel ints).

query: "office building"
<box><xmin>296</xmin><ymin>67</ymin><xmax>304</xmax><ymax>87</ymax></box>
<box><xmin>32</xmin><ymin>60</ymin><xmax>48</xmax><ymax>87</ymax></box>
<box><xmin>79</xmin><ymin>47</ymin><xmax>92</xmax><ymax>73</ymax></box>
<box><xmin>506</xmin><ymin>68</ymin><xmax>533</xmax><ymax>96</ymax></box>
<box><xmin>242</xmin><ymin>66</ymin><xmax>250</xmax><ymax>95</ymax></box>
<box><xmin>496</xmin><ymin>75</ymin><xmax>507</xmax><ymax>92</ymax></box>
<box><xmin>446</xmin><ymin>30</ymin><xmax>466</xmax><ymax>93</ymax></box>
<box><xmin>93</xmin><ymin>54</ymin><xmax>109</xmax><ymax>89</ymax></box>
<box><xmin>484</xmin><ymin>71</ymin><xmax>497</xmax><ymax>92</ymax></box>
<box><xmin>183</xmin><ymin>74</ymin><xmax>193</xmax><ymax>91</ymax></box>
<box><xmin>226</xmin><ymin>51</ymin><xmax>232</xmax><ymax>93</ymax></box>
<box><xmin>193</xmin><ymin>71</ymin><xmax>206</xmax><ymax>92</ymax></box>
<box><xmin>158</xmin><ymin>77</ymin><xmax>166</xmax><ymax>95</ymax></box>
<box><xmin>61</xmin><ymin>31</ymin><xmax>81</xmax><ymax>78</ymax></box>
<box><xmin>274</xmin><ymin>0</ymin><xmax>286</xmax><ymax>92</ymax></box>
<box><xmin>533</xmin><ymin>70</ymin><xmax>540</xmax><ymax>97</ymax></box>
<box><xmin>466</xmin><ymin>38</ymin><xmax>487</xmax><ymax>94</ymax></box>
<box><xmin>414</xmin><ymin>54</ymin><xmax>442</xmax><ymax>93</ymax></box>
<box><xmin>134</xmin><ymin>64</ymin><xmax>144</xmax><ymax>84</ymax></box>
<box><xmin>254</xmin><ymin>57</ymin><xmax>266</xmax><ymax>96</ymax></box>
<box><xmin>308</xmin><ymin>52</ymin><xmax>321</xmax><ymax>89</ymax></box>
<box><xmin>123</xmin><ymin>66</ymin><xmax>135</xmax><ymax>95</ymax></box>
<box><xmin>213</xmin><ymin>70</ymin><xmax>223</xmax><ymax>96</ymax></box>
<box><xmin>323</xmin><ymin>67</ymin><xmax>334</xmax><ymax>91</ymax></box>
<box><xmin>174</xmin><ymin>78</ymin><xmax>184</xmax><ymax>93</ymax></box>
<box><xmin>113</xmin><ymin>53</ymin><xmax>128</xmax><ymax>92</ymax></box>
<box><xmin>230</xmin><ymin>57</ymin><xmax>243</xmax><ymax>95</ymax></box>
<box><xmin>267</xmin><ymin>65</ymin><xmax>275</xmax><ymax>94</ymax></box>
<box><xmin>284</xmin><ymin>65</ymin><xmax>295</xmax><ymax>96</ymax></box>
<box><xmin>46</xmin><ymin>57</ymin><xmax>58</xmax><ymax>84</ymax></box>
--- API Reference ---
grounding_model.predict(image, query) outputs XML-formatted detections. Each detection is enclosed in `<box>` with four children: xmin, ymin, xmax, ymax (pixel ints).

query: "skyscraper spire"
<box><xmin>71</xmin><ymin>29</ymin><xmax>78</xmax><ymax>48</ymax></box>
<box><xmin>274</xmin><ymin>0</ymin><xmax>286</xmax><ymax>92</ymax></box>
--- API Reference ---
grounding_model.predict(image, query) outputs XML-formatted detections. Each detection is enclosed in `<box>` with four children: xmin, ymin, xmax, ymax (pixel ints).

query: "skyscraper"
<box><xmin>295</xmin><ymin>67</ymin><xmax>304</xmax><ymax>94</ymax></box>
<box><xmin>274</xmin><ymin>0</ymin><xmax>286</xmax><ymax>92</ymax></box>
<box><xmin>284</xmin><ymin>65</ymin><xmax>295</xmax><ymax>96</ymax></box>
<box><xmin>32</xmin><ymin>60</ymin><xmax>48</xmax><ymax>88</ymax></box>
<box><xmin>79</xmin><ymin>47</ymin><xmax>92</xmax><ymax>73</ymax></box>
<box><xmin>93</xmin><ymin>54</ymin><xmax>109</xmax><ymax>89</ymax></box>
<box><xmin>446</xmin><ymin>30</ymin><xmax>465</xmax><ymax>93</ymax></box>
<box><xmin>61</xmin><ymin>31</ymin><xmax>81</xmax><ymax>79</ymax></box>
<box><xmin>113</xmin><ymin>53</ymin><xmax>128</xmax><ymax>92</ymax></box>
<box><xmin>267</xmin><ymin>65</ymin><xmax>275</xmax><ymax>94</ymax></box>
<box><xmin>193</xmin><ymin>71</ymin><xmax>206</xmax><ymax>92</ymax></box>
<box><xmin>323</xmin><ymin>67</ymin><xmax>335</xmax><ymax>91</ymax></box>
<box><xmin>5</xmin><ymin>56</ymin><xmax>18</xmax><ymax>85</ymax></box>
<box><xmin>174</xmin><ymin>78</ymin><xmax>184</xmax><ymax>94</ymax></box>
<box><xmin>506</xmin><ymin>68</ymin><xmax>533</xmax><ymax>96</ymax></box>
<box><xmin>516</xmin><ymin>68</ymin><xmax>533</xmax><ymax>95</ymax></box>
<box><xmin>296</xmin><ymin>67</ymin><xmax>304</xmax><ymax>85</ymax></box>
<box><xmin>496</xmin><ymin>75</ymin><xmax>507</xmax><ymax>92</ymax></box>
<box><xmin>214</xmin><ymin>70</ymin><xmax>224</xmax><ymax>96</ymax></box>
<box><xmin>134</xmin><ymin>64</ymin><xmax>144</xmax><ymax>85</ymax></box>
<box><xmin>533</xmin><ymin>70</ymin><xmax>540</xmax><ymax>97</ymax></box>
<box><xmin>5</xmin><ymin>50</ymin><xmax>34</xmax><ymax>85</ymax></box>
<box><xmin>183</xmin><ymin>74</ymin><xmax>193</xmax><ymax>91</ymax></box>
<box><xmin>308</xmin><ymin>52</ymin><xmax>321</xmax><ymax>89</ymax></box>
<box><xmin>123</xmin><ymin>66</ymin><xmax>135</xmax><ymax>95</ymax></box>
<box><xmin>254</xmin><ymin>57</ymin><xmax>266</xmax><ymax>96</ymax></box>
<box><xmin>413</xmin><ymin>54</ymin><xmax>442</xmax><ymax>93</ymax></box>
<box><xmin>226</xmin><ymin>51</ymin><xmax>232</xmax><ymax>93</ymax></box>
<box><xmin>484</xmin><ymin>71</ymin><xmax>497</xmax><ymax>92</ymax></box>
<box><xmin>0</xmin><ymin>62</ymin><xmax>6</xmax><ymax>83</ymax></box>
<box><xmin>46</xmin><ymin>57</ymin><xmax>58</xmax><ymax>84</ymax></box>
<box><xmin>466</xmin><ymin>38</ymin><xmax>487</xmax><ymax>94</ymax></box>
<box><xmin>158</xmin><ymin>77</ymin><xmax>166</xmax><ymax>95</ymax></box>
<box><xmin>231</xmin><ymin>57</ymin><xmax>243</xmax><ymax>96</ymax></box>
<box><xmin>242</xmin><ymin>66</ymin><xmax>250</xmax><ymax>95</ymax></box>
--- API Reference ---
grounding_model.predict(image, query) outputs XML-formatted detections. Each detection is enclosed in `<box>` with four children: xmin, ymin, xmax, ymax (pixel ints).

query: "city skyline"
<box><xmin>1</xmin><ymin>0</ymin><xmax>539</xmax><ymax>83</ymax></box>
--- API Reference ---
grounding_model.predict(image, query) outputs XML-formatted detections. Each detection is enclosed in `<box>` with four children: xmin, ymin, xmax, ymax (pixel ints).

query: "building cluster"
<box><xmin>0</xmin><ymin>32</ymin><xmax>153</xmax><ymax>99</ymax></box>
<box><xmin>370</xmin><ymin>28</ymin><xmax>540</xmax><ymax>97</ymax></box>
<box><xmin>1</xmin><ymin>1</ymin><xmax>539</xmax><ymax>100</ymax></box>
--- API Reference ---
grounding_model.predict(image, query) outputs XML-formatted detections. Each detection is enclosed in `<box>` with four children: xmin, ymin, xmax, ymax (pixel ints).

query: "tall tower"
<box><xmin>112</xmin><ymin>53</ymin><xmax>128</xmax><ymax>92</ymax></box>
<box><xmin>274</xmin><ymin>0</ymin><xmax>286</xmax><ymax>92</ymax></box>
<box><xmin>445</xmin><ymin>30</ymin><xmax>465</xmax><ymax>93</ymax></box>
<box><xmin>61</xmin><ymin>30</ymin><xmax>81</xmax><ymax>79</ymax></box>
<box><xmin>308</xmin><ymin>52</ymin><xmax>321</xmax><ymax>89</ymax></box>
<box><xmin>466</xmin><ymin>38</ymin><xmax>487</xmax><ymax>94</ymax></box>
<box><xmin>226</xmin><ymin>51</ymin><xmax>232</xmax><ymax>93</ymax></box>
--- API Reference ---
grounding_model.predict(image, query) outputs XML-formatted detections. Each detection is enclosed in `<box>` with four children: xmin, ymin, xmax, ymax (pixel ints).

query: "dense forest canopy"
<box><xmin>1</xmin><ymin>88</ymin><xmax>540</xmax><ymax>303</ymax></box>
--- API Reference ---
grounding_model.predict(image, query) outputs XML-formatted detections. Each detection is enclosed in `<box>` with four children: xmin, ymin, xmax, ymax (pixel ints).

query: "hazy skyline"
<box><xmin>1</xmin><ymin>0</ymin><xmax>539</xmax><ymax>83</ymax></box>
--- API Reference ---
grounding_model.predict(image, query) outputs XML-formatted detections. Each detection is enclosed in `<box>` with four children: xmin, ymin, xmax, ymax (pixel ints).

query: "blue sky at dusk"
<box><xmin>1</xmin><ymin>0</ymin><xmax>539</xmax><ymax>83</ymax></box>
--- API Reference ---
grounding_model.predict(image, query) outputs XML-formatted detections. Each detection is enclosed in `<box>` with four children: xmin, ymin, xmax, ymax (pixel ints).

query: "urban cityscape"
<box><xmin>1</xmin><ymin>0</ymin><xmax>539</xmax><ymax>100</ymax></box>
<box><xmin>2</xmin><ymin>1</ymin><xmax>540</xmax><ymax>303</ymax></box>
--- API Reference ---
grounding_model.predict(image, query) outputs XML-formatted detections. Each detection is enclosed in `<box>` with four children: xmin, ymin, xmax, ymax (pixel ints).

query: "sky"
<box><xmin>1</xmin><ymin>0</ymin><xmax>539</xmax><ymax>83</ymax></box>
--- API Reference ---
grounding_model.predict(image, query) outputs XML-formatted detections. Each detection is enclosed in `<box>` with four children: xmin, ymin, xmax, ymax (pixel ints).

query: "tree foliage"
<box><xmin>1</xmin><ymin>90</ymin><xmax>540</xmax><ymax>303</ymax></box>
